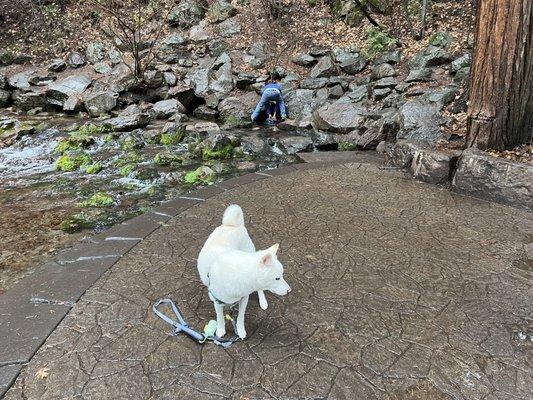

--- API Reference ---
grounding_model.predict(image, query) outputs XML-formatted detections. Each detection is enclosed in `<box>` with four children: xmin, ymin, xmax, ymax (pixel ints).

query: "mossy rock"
<box><xmin>154</xmin><ymin>152</ymin><xmax>183</xmax><ymax>166</ymax></box>
<box><xmin>338</xmin><ymin>141</ymin><xmax>358</xmax><ymax>151</ymax></box>
<box><xmin>184</xmin><ymin>166</ymin><xmax>216</xmax><ymax>185</ymax></box>
<box><xmin>160</xmin><ymin>130</ymin><xmax>185</xmax><ymax>146</ymax></box>
<box><xmin>119</xmin><ymin>164</ymin><xmax>135</xmax><ymax>176</ymax></box>
<box><xmin>79</xmin><ymin>192</ymin><xmax>115</xmax><ymax>207</ymax></box>
<box><xmin>55</xmin><ymin>153</ymin><xmax>92</xmax><ymax>172</ymax></box>
<box><xmin>201</xmin><ymin>143</ymin><xmax>234</xmax><ymax>160</ymax></box>
<box><xmin>85</xmin><ymin>162</ymin><xmax>103</xmax><ymax>174</ymax></box>
<box><xmin>60</xmin><ymin>213</ymin><xmax>92</xmax><ymax>233</ymax></box>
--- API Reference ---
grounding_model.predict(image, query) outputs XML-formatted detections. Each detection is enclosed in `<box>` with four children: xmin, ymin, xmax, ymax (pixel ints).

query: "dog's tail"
<box><xmin>222</xmin><ymin>204</ymin><xmax>244</xmax><ymax>227</ymax></box>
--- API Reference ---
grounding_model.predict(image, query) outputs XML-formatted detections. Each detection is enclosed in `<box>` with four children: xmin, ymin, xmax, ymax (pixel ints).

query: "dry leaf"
<box><xmin>35</xmin><ymin>368</ymin><xmax>50</xmax><ymax>380</ymax></box>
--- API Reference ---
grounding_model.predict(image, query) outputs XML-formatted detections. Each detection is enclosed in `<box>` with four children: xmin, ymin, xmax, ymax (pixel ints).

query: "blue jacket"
<box><xmin>262</xmin><ymin>82</ymin><xmax>282</xmax><ymax>93</ymax></box>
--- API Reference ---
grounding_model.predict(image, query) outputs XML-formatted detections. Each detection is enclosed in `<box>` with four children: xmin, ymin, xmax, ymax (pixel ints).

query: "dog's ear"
<box><xmin>260</xmin><ymin>244</ymin><xmax>279</xmax><ymax>266</ymax></box>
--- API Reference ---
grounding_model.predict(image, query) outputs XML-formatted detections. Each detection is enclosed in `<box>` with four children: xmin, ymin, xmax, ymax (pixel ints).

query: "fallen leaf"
<box><xmin>35</xmin><ymin>367</ymin><xmax>50</xmax><ymax>380</ymax></box>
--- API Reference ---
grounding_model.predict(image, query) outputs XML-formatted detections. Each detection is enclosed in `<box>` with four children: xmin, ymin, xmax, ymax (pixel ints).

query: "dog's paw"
<box><xmin>216</xmin><ymin>327</ymin><xmax>226</xmax><ymax>338</ymax></box>
<box><xmin>259</xmin><ymin>299</ymin><xmax>269</xmax><ymax>310</ymax></box>
<box><xmin>237</xmin><ymin>326</ymin><xmax>247</xmax><ymax>339</ymax></box>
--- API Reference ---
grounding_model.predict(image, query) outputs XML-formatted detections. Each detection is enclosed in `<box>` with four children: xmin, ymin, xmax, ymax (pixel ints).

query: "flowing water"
<box><xmin>0</xmin><ymin>112</ymin><xmax>299</xmax><ymax>292</ymax></box>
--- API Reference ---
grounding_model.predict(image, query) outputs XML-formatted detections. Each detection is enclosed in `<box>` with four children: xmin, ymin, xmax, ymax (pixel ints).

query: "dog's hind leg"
<box><xmin>236</xmin><ymin>295</ymin><xmax>249</xmax><ymax>339</ymax></box>
<box><xmin>214</xmin><ymin>302</ymin><xmax>226</xmax><ymax>338</ymax></box>
<box><xmin>257</xmin><ymin>290</ymin><xmax>268</xmax><ymax>310</ymax></box>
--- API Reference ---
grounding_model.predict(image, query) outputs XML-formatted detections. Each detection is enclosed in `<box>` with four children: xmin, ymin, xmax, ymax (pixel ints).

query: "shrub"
<box><xmin>365</xmin><ymin>26</ymin><xmax>397</xmax><ymax>56</ymax></box>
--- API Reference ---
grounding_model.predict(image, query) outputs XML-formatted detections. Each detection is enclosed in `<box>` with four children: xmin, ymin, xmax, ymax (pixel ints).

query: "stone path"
<box><xmin>1</xmin><ymin>153</ymin><xmax>533</xmax><ymax>399</ymax></box>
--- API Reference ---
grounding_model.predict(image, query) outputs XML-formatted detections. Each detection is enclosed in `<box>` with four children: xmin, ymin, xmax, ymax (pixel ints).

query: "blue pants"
<box><xmin>251</xmin><ymin>88</ymin><xmax>287</xmax><ymax>121</ymax></box>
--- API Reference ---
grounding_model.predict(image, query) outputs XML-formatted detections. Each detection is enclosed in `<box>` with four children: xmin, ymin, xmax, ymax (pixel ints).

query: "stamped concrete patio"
<box><xmin>2</xmin><ymin>154</ymin><xmax>533</xmax><ymax>399</ymax></box>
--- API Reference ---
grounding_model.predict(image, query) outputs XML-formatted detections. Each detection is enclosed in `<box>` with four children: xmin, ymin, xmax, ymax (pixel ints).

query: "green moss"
<box><xmin>160</xmin><ymin>130</ymin><xmax>185</xmax><ymax>145</ymax></box>
<box><xmin>365</xmin><ymin>26</ymin><xmax>397</xmax><ymax>57</ymax></box>
<box><xmin>184</xmin><ymin>167</ymin><xmax>215</xmax><ymax>185</ymax></box>
<box><xmin>55</xmin><ymin>153</ymin><xmax>92</xmax><ymax>172</ymax></box>
<box><xmin>223</xmin><ymin>115</ymin><xmax>241</xmax><ymax>129</ymax></box>
<box><xmin>76</xmin><ymin>123</ymin><xmax>110</xmax><ymax>136</ymax></box>
<box><xmin>120</xmin><ymin>164</ymin><xmax>135</xmax><ymax>176</ymax></box>
<box><xmin>232</xmin><ymin>147</ymin><xmax>245</xmax><ymax>158</ymax></box>
<box><xmin>202</xmin><ymin>144</ymin><xmax>234</xmax><ymax>160</ymax></box>
<box><xmin>154</xmin><ymin>152</ymin><xmax>183</xmax><ymax>166</ymax></box>
<box><xmin>85</xmin><ymin>162</ymin><xmax>103</xmax><ymax>174</ymax></box>
<box><xmin>80</xmin><ymin>192</ymin><xmax>115</xmax><ymax>207</ymax></box>
<box><xmin>60</xmin><ymin>213</ymin><xmax>92</xmax><ymax>233</ymax></box>
<box><xmin>338</xmin><ymin>141</ymin><xmax>358</xmax><ymax>151</ymax></box>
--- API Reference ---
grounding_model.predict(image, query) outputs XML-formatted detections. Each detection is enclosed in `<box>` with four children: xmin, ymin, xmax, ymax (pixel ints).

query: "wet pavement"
<box><xmin>2</xmin><ymin>154</ymin><xmax>533</xmax><ymax>399</ymax></box>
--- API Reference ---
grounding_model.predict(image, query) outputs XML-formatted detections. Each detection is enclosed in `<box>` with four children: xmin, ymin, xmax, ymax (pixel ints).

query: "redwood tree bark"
<box><xmin>467</xmin><ymin>0</ymin><xmax>533</xmax><ymax>151</ymax></box>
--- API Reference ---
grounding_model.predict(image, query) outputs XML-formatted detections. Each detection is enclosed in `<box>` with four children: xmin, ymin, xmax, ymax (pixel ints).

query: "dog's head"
<box><xmin>257</xmin><ymin>244</ymin><xmax>291</xmax><ymax>296</ymax></box>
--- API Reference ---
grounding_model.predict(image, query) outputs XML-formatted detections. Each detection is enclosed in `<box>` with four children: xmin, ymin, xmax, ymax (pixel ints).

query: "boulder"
<box><xmin>300</xmin><ymin>78</ymin><xmax>328</xmax><ymax>89</ymax></box>
<box><xmin>371</xmin><ymin>63</ymin><xmax>396</xmax><ymax>80</ymax></box>
<box><xmin>453</xmin><ymin>148</ymin><xmax>533</xmax><ymax>211</ymax></box>
<box><xmin>67</xmin><ymin>51</ymin><xmax>87</xmax><ymax>68</ymax></box>
<box><xmin>405</xmin><ymin>68</ymin><xmax>432</xmax><ymax>83</ymax></box>
<box><xmin>168</xmin><ymin>0</ymin><xmax>205</xmax><ymax>29</ymax></box>
<box><xmin>357</xmin><ymin>108</ymin><xmax>399</xmax><ymax>149</ymax></box>
<box><xmin>313</xmin><ymin>101</ymin><xmax>367</xmax><ymax>133</ymax></box>
<box><xmin>86</xmin><ymin>42</ymin><xmax>106</xmax><ymax>64</ymax></box>
<box><xmin>429</xmin><ymin>31</ymin><xmax>453</xmax><ymax>48</ymax></box>
<box><xmin>451</xmin><ymin>53</ymin><xmax>471</xmax><ymax>74</ymax></box>
<box><xmin>93</xmin><ymin>61</ymin><xmax>112</xmax><ymax>74</ymax></box>
<box><xmin>168</xmin><ymin>83</ymin><xmax>204</xmax><ymax>112</ymax></box>
<box><xmin>373</xmin><ymin>87</ymin><xmax>392</xmax><ymax>101</ymax></box>
<box><xmin>309</xmin><ymin>56</ymin><xmax>337</xmax><ymax>78</ymax></box>
<box><xmin>332</xmin><ymin>48</ymin><xmax>367</xmax><ymax>74</ymax></box>
<box><xmin>28</xmin><ymin>72</ymin><xmax>56</xmax><ymax>87</ymax></box>
<box><xmin>373</xmin><ymin>51</ymin><xmax>401</xmax><ymax>65</ymax></box>
<box><xmin>7</xmin><ymin>70</ymin><xmax>34</xmax><ymax>90</ymax></box>
<box><xmin>83</xmin><ymin>91</ymin><xmax>119</xmax><ymax>117</ymax></box>
<box><xmin>216</xmin><ymin>18</ymin><xmax>241</xmax><ymax>37</ymax></box>
<box><xmin>0</xmin><ymin>50</ymin><xmax>15</xmax><ymax>66</ymax></box>
<box><xmin>47</xmin><ymin>75</ymin><xmax>92</xmax><ymax>107</ymax></box>
<box><xmin>208</xmin><ymin>0</ymin><xmax>238</xmax><ymax>22</ymax></box>
<box><xmin>292</xmin><ymin>54</ymin><xmax>317</xmax><ymax>67</ymax></box>
<box><xmin>344</xmin><ymin>85</ymin><xmax>368</xmax><ymax>103</ymax></box>
<box><xmin>235</xmin><ymin>72</ymin><xmax>258</xmax><ymax>90</ymax></box>
<box><xmin>328</xmin><ymin>84</ymin><xmax>344</xmax><ymax>99</ymax></box>
<box><xmin>189</xmin><ymin>21</ymin><xmax>212</xmax><ymax>42</ymax></box>
<box><xmin>103</xmin><ymin>112</ymin><xmax>150</xmax><ymax>131</ymax></box>
<box><xmin>0</xmin><ymin>89</ymin><xmax>11</xmax><ymax>107</ymax></box>
<box><xmin>194</xmin><ymin>105</ymin><xmax>219</xmax><ymax>120</ymax></box>
<box><xmin>209</xmin><ymin>54</ymin><xmax>234</xmax><ymax>95</ymax></box>
<box><xmin>373</xmin><ymin>77</ymin><xmax>397</xmax><ymax>89</ymax></box>
<box><xmin>244</xmin><ymin>42</ymin><xmax>267</xmax><ymax>70</ymax></box>
<box><xmin>150</xmin><ymin>99</ymin><xmax>186</xmax><ymax>119</ymax></box>
<box><xmin>278</xmin><ymin>136</ymin><xmax>314</xmax><ymax>154</ymax></box>
<box><xmin>218</xmin><ymin>91</ymin><xmax>259</xmax><ymax>128</ymax></box>
<box><xmin>12</xmin><ymin>89</ymin><xmax>48</xmax><ymax>111</ymax></box>
<box><xmin>48</xmin><ymin>59</ymin><xmax>67</xmax><ymax>72</ymax></box>
<box><xmin>423</xmin><ymin>85</ymin><xmax>457</xmax><ymax>106</ymax></box>
<box><xmin>163</xmin><ymin>71</ymin><xmax>177</xmax><ymax>86</ymax></box>
<box><xmin>410</xmin><ymin>46</ymin><xmax>452</xmax><ymax>69</ymax></box>
<box><xmin>285</xmin><ymin>88</ymin><xmax>328</xmax><ymax>128</ymax></box>
<box><xmin>410</xmin><ymin>145</ymin><xmax>460</xmax><ymax>184</ymax></box>
<box><xmin>397</xmin><ymin>100</ymin><xmax>443</xmax><ymax>142</ymax></box>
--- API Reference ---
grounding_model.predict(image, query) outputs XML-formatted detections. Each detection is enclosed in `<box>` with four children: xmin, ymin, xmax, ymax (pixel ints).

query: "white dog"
<box><xmin>197</xmin><ymin>204</ymin><xmax>291</xmax><ymax>339</ymax></box>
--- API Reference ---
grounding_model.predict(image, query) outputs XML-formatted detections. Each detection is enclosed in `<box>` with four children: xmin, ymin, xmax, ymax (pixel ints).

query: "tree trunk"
<box><xmin>467</xmin><ymin>0</ymin><xmax>533</xmax><ymax>151</ymax></box>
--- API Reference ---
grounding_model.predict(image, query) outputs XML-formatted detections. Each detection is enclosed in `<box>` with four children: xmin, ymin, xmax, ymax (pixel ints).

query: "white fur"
<box><xmin>197</xmin><ymin>204</ymin><xmax>291</xmax><ymax>339</ymax></box>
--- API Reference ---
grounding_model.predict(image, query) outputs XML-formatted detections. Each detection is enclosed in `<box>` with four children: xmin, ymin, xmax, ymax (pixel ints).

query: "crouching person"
<box><xmin>251</xmin><ymin>78</ymin><xmax>287</xmax><ymax>124</ymax></box>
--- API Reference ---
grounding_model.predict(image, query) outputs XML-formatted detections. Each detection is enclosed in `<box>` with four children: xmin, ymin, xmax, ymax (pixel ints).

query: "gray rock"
<box><xmin>93</xmin><ymin>61</ymin><xmax>112</xmax><ymax>74</ymax></box>
<box><xmin>328</xmin><ymin>84</ymin><xmax>344</xmax><ymax>99</ymax></box>
<box><xmin>150</xmin><ymin>99</ymin><xmax>186</xmax><ymax>119</ymax></box>
<box><xmin>429</xmin><ymin>31</ymin><xmax>453</xmax><ymax>48</ymax></box>
<box><xmin>373</xmin><ymin>77</ymin><xmax>397</xmax><ymax>89</ymax></box>
<box><xmin>12</xmin><ymin>89</ymin><xmax>48</xmax><ymax>111</ymax></box>
<box><xmin>410</xmin><ymin>145</ymin><xmax>460</xmax><ymax>184</ymax></box>
<box><xmin>410</xmin><ymin>46</ymin><xmax>452</xmax><ymax>69</ymax></box>
<box><xmin>235</xmin><ymin>72</ymin><xmax>257</xmax><ymax>90</ymax></box>
<box><xmin>292</xmin><ymin>54</ymin><xmax>317</xmax><ymax>67</ymax></box>
<box><xmin>309</xmin><ymin>46</ymin><xmax>330</xmax><ymax>57</ymax></box>
<box><xmin>86</xmin><ymin>42</ymin><xmax>106</xmax><ymax>64</ymax></box>
<box><xmin>162</xmin><ymin>33</ymin><xmax>188</xmax><ymax>48</ymax></box>
<box><xmin>453</xmin><ymin>148</ymin><xmax>533</xmax><ymax>211</ymax></box>
<box><xmin>244</xmin><ymin>42</ymin><xmax>267</xmax><ymax>70</ymax></box>
<box><xmin>143</xmin><ymin>70</ymin><xmax>164</xmax><ymax>88</ymax></box>
<box><xmin>7</xmin><ymin>70</ymin><xmax>34</xmax><ymax>90</ymax></box>
<box><xmin>169</xmin><ymin>83</ymin><xmax>203</xmax><ymax>111</ymax></box>
<box><xmin>67</xmin><ymin>51</ymin><xmax>86</xmax><ymax>68</ymax></box>
<box><xmin>0</xmin><ymin>50</ymin><xmax>15</xmax><ymax>66</ymax></box>
<box><xmin>373</xmin><ymin>51</ymin><xmax>401</xmax><ymax>65</ymax></box>
<box><xmin>216</xmin><ymin>18</ymin><xmax>241</xmax><ymax>37</ymax></box>
<box><xmin>309</xmin><ymin>56</ymin><xmax>337</xmax><ymax>78</ymax></box>
<box><xmin>279</xmin><ymin>136</ymin><xmax>314</xmax><ymax>154</ymax></box>
<box><xmin>373</xmin><ymin>87</ymin><xmax>392</xmax><ymax>101</ymax></box>
<box><xmin>108</xmin><ymin>48</ymin><xmax>123</xmax><ymax>65</ymax></box>
<box><xmin>358</xmin><ymin>109</ymin><xmax>399</xmax><ymax>149</ymax></box>
<box><xmin>163</xmin><ymin>71</ymin><xmax>177</xmax><ymax>86</ymax></box>
<box><xmin>423</xmin><ymin>85</ymin><xmax>457</xmax><ymax>106</ymax></box>
<box><xmin>397</xmin><ymin>100</ymin><xmax>443</xmax><ymax>142</ymax></box>
<box><xmin>218</xmin><ymin>92</ymin><xmax>259</xmax><ymax>128</ymax></box>
<box><xmin>13</xmin><ymin>54</ymin><xmax>33</xmax><ymax>64</ymax></box>
<box><xmin>208</xmin><ymin>0</ymin><xmax>238</xmax><ymax>22</ymax></box>
<box><xmin>0</xmin><ymin>89</ymin><xmax>11</xmax><ymax>107</ymax></box>
<box><xmin>48</xmin><ymin>59</ymin><xmax>67</xmax><ymax>72</ymax></box>
<box><xmin>332</xmin><ymin>48</ymin><xmax>366</xmax><ymax>74</ymax></box>
<box><xmin>168</xmin><ymin>0</ymin><xmax>205</xmax><ymax>29</ymax></box>
<box><xmin>63</xmin><ymin>94</ymin><xmax>84</xmax><ymax>112</ymax></box>
<box><xmin>193</xmin><ymin>105</ymin><xmax>219</xmax><ymax>120</ymax></box>
<box><xmin>300</xmin><ymin>78</ymin><xmax>328</xmax><ymax>89</ymax></box>
<box><xmin>28</xmin><ymin>72</ymin><xmax>55</xmax><ymax>86</ymax></box>
<box><xmin>209</xmin><ymin>55</ymin><xmax>234</xmax><ymax>95</ymax></box>
<box><xmin>406</xmin><ymin>68</ymin><xmax>433</xmax><ymax>83</ymax></box>
<box><xmin>454</xmin><ymin>67</ymin><xmax>470</xmax><ymax>83</ymax></box>
<box><xmin>83</xmin><ymin>91</ymin><xmax>119</xmax><ymax>117</ymax></box>
<box><xmin>189</xmin><ymin>21</ymin><xmax>212</xmax><ymax>43</ymax></box>
<box><xmin>451</xmin><ymin>53</ymin><xmax>472</xmax><ymax>74</ymax></box>
<box><xmin>285</xmin><ymin>88</ymin><xmax>328</xmax><ymax>128</ymax></box>
<box><xmin>313</xmin><ymin>101</ymin><xmax>367</xmax><ymax>133</ymax></box>
<box><xmin>345</xmin><ymin>84</ymin><xmax>368</xmax><ymax>103</ymax></box>
<box><xmin>47</xmin><ymin>75</ymin><xmax>92</xmax><ymax>107</ymax></box>
<box><xmin>371</xmin><ymin>63</ymin><xmax>396</xmax><ymax>80</ymax></box>
<box><xmin>103</xmin><ymin>112</ymin><xmax>150</xmax><ymax>131</ymax></box>
<box><xmin>0</xmin><ymin>73</ymin><xmax>5</xmax><ymax>89</ymax></box>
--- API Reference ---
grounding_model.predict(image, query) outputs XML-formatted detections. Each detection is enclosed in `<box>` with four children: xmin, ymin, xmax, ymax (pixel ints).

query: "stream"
<box><xmin>0</xmin><ymin>112</ymin><xmax>299</xmax><ymax>292</ymax></box>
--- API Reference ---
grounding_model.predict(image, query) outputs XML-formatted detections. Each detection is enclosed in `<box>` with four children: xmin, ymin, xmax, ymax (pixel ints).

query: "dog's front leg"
<box><xmin>236</xmin><ymin>295</ymin><xmax>249</xmax><ymax>339</ymax></box>
<box><xmin>257</xmin><ymin>290</ymin><xmax>268</xmax><ymax>310</ymax></box>
<box><xmin>214</xmin><ymin>302</ymin><xmax>226</xmax><ymax>338</ymax></box>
